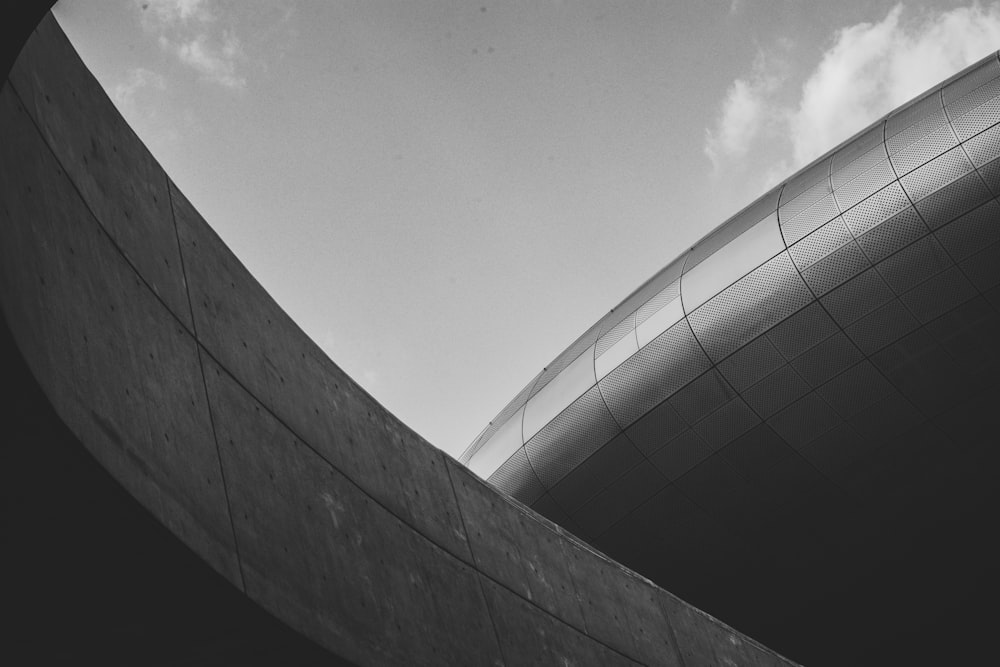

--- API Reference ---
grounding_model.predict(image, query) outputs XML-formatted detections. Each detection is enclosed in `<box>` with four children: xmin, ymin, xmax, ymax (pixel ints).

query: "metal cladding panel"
<box><xmin>522</xmin><ymin>345</ymin><xmax>597</xmax><ymax>441</ymax></box>
<box><xmin>636</xmin><ymin>288</ymin><xmax>685</xmax><ymax>347</ymax></box>
<box><xmin>788</xmin><ymin>217</ymin><xmax>854</xmax><ymax>271</ymax></box>
<box><xmin>595</xmin><ymin>314</ymin><xmax>639</xmax><ymax>380</ymax></box>
<box><xmin>842</xmin><ymin>181</ymin><xmax>911</xmax><ymax>236</ymax></box>
<box><xmin>832</xmin><ymin>125</ymin><xmax>888</xmax><ymax>185</ymax></box>
<box><xmin>598</xmin><ymin>318</ymin><xmax>710</xmax><ymax>428</ymax></box>
<box><xmin>527</xmin><ymin>317</ymin><xmax>606</xmax><ymax>401</ymax></box>
<box><xmin>935</xmin><ymin>199</ymin><xmax>1000</xmax><ymax>260</ymax></box>
<box><xmin>899</xmin><ymin>265</ymin><xmax>978</xmax><ymax>324</ymax></box>
<box><xmin>855</xmin><ymin>207</ymin><xmax>927</xmax><ymax>263</ymax></box>
<box><xmin>833</xmin><ymin>155</ymin><xmax>897</xmax><ymax>211</ymax></box>
<box><xmin>801</xmin><ymin>240</ymin><xmax>872</xmax><ymax>296</ymax></box>
<box><xmin>900</xmin><ymin>145</ymin><xmax>975</xmax><ymax>202</ymax></box>
<box><xmin>684</xmin><ymin>189</ymin><xmax>781</xmax><ymax>274</ymax></box>
<box><xmin>467</xmin><ymin>405</ymin><xmax>525</xmax><ymax>479</ymax></box>
<box><xmin>742</xmin><ymin>365</ymin><xmax>811</xmax><ymax>419</ymax></box>
<box><xmin>886</xmin><ymin>92</ymin><xmax>945</xmax><ymax>154</ymax></box>
<box><xmin>947</xmin><ymin>76</ymin><xmax>1000</xmax><ymax>139</ymax></box>
<box><xmin>636</xmin><ymin>278</ymin><xmax>681</xmax><ymax>326</ymax></box>
<box><xmin>687</xmin><ymin>252</ymin><xmax>813</xmax><ymax>362</ymax></box>
<box><xmin>766</xmin><ymin>391</ymin><xmax>842</xmax><ymax>450</ymax></box>
<box><xmin>915</xmin><ymin>169</ymin><xmax>994</xmax><ymax>230</ymax></box>
<box><xmin>548</xmin><ymin>433</ymin><xmax>643</xmax><ymax>511</ymax></box>
<box><xmin>978</xmin><ymin>156</ymin><xmax>1000</xmax><ymax>196</ymax></box>
<box><xmin>668</xmin><ymin>369</ymin><xmax>735</xmax><ymax>426</ymax></box>
<box><xmin>943</xmin><ymin>55</ymin><xmax>1000</xmax><ymax>107</ymax></box>
<box><xmin>717</xmin><ymin>335</ymin><xmax>786</xmax><ymax>392</ymax></box>
<box><xmin>487</xmin><ymin>447</ymin><xmax>545</xmax><ymax>505</ymax></box>
<box><xmin>962</xmin><ymin>123</ymin><xmax>1000</xmax><ymax>166</ymax></box>
<box><xmin>876</xmin><ymin>234</ymin><xmax>953</xmax><ymax>294</ymax></box>
<box><xmin>648</xmin><ymin>430</ymin><xmax>715</xmax><ymax>481</ymax></box>
<box><xmin>691</xmin><ymin>397</ymin><xmax>761</xmax><ymax>450</ymax></box>
<box><xmin>460</xmin><ymin>368</ymin><xmax>540</xmax><ymax>464</ymax></box>
<box><xmin>524</xmin><ymin>384</ymin><xmax>620</xmax><ymax>488</ymax></box>
<box><xmin>789</xmin><ymin>331</ymin><xmax>864</xmax><ymax>388</ymax></box>
<box><xmin>888</xmin><ymin>123</ymin><xmax>958</xmax><ymax>175</ymax></box>
<box><xmin>844</xmin><ymin>299</ymin><xmax>921</xmax><ymax>355</ymax></box>
<box><xmin>717</xmin><ymin>424</ymin><xmax>794</xmax><ymax>480</ymax></box>
<box><xmin>816</xmin><ymin>360</ymin><xmax>897</xmax><ymax>419</ymax></box>
<box><xmin>625</xmin><ymin>396</ymin><xmax>688</xmax><ymax>456</ymax></box>
<box><xmin>681</xmin><ymin>212</ymin><xmax>784</xmax><ymax>312</ymax></box>
<box><xmin>765</xmin><ymin>301</ymin><xmax>839</xmax><ymax>360</ymax></box>
<box><xmin>821</xmin><ymin>267</ymin><xmax>895</xmax><ymax>327</ymax></box>
<box><xmin>572</xmin><ymin>463</ymin><xmax>668</xmax><ymax>539</ymax></box>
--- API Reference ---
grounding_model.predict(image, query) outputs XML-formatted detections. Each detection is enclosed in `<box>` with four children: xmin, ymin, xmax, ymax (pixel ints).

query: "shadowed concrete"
<box><xmin>1</xmin><ymin>12</ymin><xmax>800</xmax><ymax>666</ymax></box>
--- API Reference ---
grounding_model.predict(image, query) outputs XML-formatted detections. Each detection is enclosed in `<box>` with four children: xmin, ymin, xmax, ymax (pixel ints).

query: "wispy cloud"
<box><xmin>704</xmin><ymin>47</ymin><xmax>789</xmax><ymax>172</ymax></box>
<box><xmin>112</xmin><ymin>66</ymin><xmax>167</xmax><ymax>115</ymax></box>
<box><xmin>138</xmin><ymin>0</ymin><xmax>247</xmax><ymax>89</ymax></box>
<box><xmin>706</xmin><ymin>3</ymin><xmax>1000</xmax><ymax>184</ymax></box>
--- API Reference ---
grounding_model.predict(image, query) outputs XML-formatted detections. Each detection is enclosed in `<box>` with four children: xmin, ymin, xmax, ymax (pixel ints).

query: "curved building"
<box><xmin>463</xmin><ymin>52</ymin><xmax>1000</xmax><ymax>661</ymax></box>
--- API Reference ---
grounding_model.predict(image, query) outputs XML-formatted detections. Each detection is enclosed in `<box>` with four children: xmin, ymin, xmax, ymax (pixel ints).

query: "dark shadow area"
<box><xmin>1</xmin><ymin>315</ymin><xmax>354</xmax><ymax>666</ymax></box>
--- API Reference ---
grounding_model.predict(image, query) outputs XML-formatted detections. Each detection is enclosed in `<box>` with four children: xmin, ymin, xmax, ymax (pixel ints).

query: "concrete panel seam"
<box><xmin>4</xmin><ymin>79</ymin><xmax>197</xmax><ymax>341</ymax></box>
<box><xmin>167</xmin><ymin>172</ymin><xmax>248</xmax><ymax>594</ymax></box>
<box><xmin>448</xmin><ymin>461</ymin><xmax>649</xmax><ymax>665</ymax></box>
<box><xmin>443</xmin><ymin>460</ymin><xmax>509</xmax><ymax>666</ymax></box>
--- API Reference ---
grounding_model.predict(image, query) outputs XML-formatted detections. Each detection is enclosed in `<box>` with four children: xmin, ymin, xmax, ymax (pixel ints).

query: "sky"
<box><xmin>48</xmin><ymin>0</ymin><xmax>1000</xmax><ymax>458</ymax></box>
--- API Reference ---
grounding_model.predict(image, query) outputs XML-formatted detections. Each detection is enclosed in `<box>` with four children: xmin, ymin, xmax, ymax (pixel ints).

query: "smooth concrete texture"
<box><xmin>1</xmin><ymin>13</ymin><xmax>799</xmax><ymax>666</ymax></box>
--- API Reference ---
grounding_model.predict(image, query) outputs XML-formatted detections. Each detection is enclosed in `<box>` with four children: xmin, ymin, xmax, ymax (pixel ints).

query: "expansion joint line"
<box><xmin>165</xmin><ymin>174</ymin><xmax>249</xmax><ymax>594</ymax></box>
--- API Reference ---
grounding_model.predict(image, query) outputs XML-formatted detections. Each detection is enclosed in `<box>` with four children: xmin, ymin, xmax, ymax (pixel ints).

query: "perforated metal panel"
<box><xmin>766</xmin><ymin>391</ymin><xmax>842</xmax><ymax>449</ymax></box>
<box><xmin>598</xmin><ymin>318</ymin><xmax>710</xmax><ymax>428</ymax></box>
<box><xmin>855</xmin><ymin>206</ymin><xmax>927</xmax><ymax>263</ymax></box>
<box><xmin>687</xmin><ymin>252</ymin><xmax>813</xmax><ymax>361</ymax></box>
<box><xmin>833</xmin><ymin>158</ymin><xmax>897</xmax><ymax>211</ymax></box>
<box><xmin>742</xmin><ymin>365</ymin><xmax>811</xmax><ymax>419</ymax></box>
<box><xmin>900</xmin><ymin>145</ymin><xmax>974</xmax><ymax>202</ymax></box>
<box><xmin>821</xmin><ymin>268</ymin><xmax>895</xmax><ymax>327</ymax></box>
<box><xmin>943</xmin><ymin>55</ymin><xmax>1000</xmax><ymax>108</ymax></box>
<box><xmin>962</xmin><ymin>124</ymin><xmax>1000</xmax><ymax>166</ymax></box>
<box><xmin>487</xmin><ymin>447</ymin><xmax>545</xmax><ymax>504</ymax></box>
<box><xmin>948</xmin><ymin>73</ymin><xmax>1000</xmax><ymax>139</ymax></box>
<box><xmin>624</xmin><ymin>397</ymin><xmax>688</xmax><ymax>456</ymax></box>
<box><xmin>636</xmin><ymin>279</ymin><xmax>680</xmax><ymax>326</ymax></box>
<box><xmin>816</xmin><ymin>361</ymin><xmax>896</xmax><ymax>419</ymax></box>
<box><xmin>842</xmin><ymin>181</ymin><xmax>911</xmax><ymax>236</ymax></box>
<box><xmin>961</xmin><ymin>242</ymin><xmax>1000</xmax><ymax>291</ymax></box>
<box><xmin>716</xmin><ymin>334</ymin><xmax>786</xmax><ymax>392</ymax></box>
<box><xmin>877</xmin><ymin>234</ymin><xmax>954</xmax><ymax>294</ymax></box>
<box><xmin>978</xmin><ymin>156</ymin><xmax>1000</xmax><ymax>196</ymax></box>
<box><xmin>765</xmin><ymin>301</ymin><xmax>839</xmax><ymax>361</ymax></box>
<box><xmin>889</xmin><ymin>123</ymin><xmax>958</xmax><ymax>175</ymax></box>
<box><xmin>648</xmin><ymin>430</ymin><xmax>714</xmax><ymax>480</ymax></box>
<box><xmin>572</xmin><ymin>463</ymin><xmax>668</xmax><ymax>538</ymax></box>
<box><xmin>844</xmin><ymin>299</ymin><xmax>921</xmax><ymax>355</ymax></box>
<box><xmin>801</xmin><ymin>241</ymin><xmax>872</xmax><ymax>296</ymax></box>
<box><xmin>668</xmin><ymin>369</ymin><xmax>736</xmax><ymax>426</ymax></box>
<box><xmin>899</xmin><ymin>265</ymin><xmax>978</xmax><ymax>324</ymax></box>
<box><xmin>523</xmin><ymin>385</ymin><xmax>619</xmax><ymax>488</ymax></box>
<box><xmin>915</xmin><ymin>169</ymin><xmax>993</xmax><ymax>229</ymax></box>
<box><xmin>717</xmin><ymin>424</ymin><xmax>794</xmax><ymax>479</ymax></box>
<box><xmin>935</xmin><ymin>200</ymin><xmax>1000</xmax><ymax>260</ymax></box>
<box><xmin>789</xmin><ymin>331</ymin><xmax>864</xmax><ymax>387</ymax></box>
<box><xmin>548</xmin><ymin>433</ymin><xmax>643</xmax><ymax>511</ymax></box>
<box><xmin>788</xmin><ymin>217</ymin><xmax>854</xmax><ymax>270</ymax></box>
<box><xmin>692</xmin><ymin>397</ymin><xmax>761</xmax><ymax>450</ymax></box>
<box><xmin>460</xmin><ymin>369</ymin><xmax>541</xmax><ymax>464</ymax></box>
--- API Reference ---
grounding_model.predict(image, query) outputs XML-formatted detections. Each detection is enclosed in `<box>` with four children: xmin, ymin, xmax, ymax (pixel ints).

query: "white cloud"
<box><xmin>140</xmin><ymin>0</ymin><xmax>212</xmax><ymax>25</ymax></box>
<box><xmin>112</xmin><ymin>67</ymin><xmax>166</xmax><ymax>116</ymax></box>
<box><xmin>706</xmin><ymin>2</ymin><xmax>1000</xmax><ymax>178</ymax></box>
<box><xmin>704</xmin><ymin>49</ymin><xmax>787</xmax><ymax>172</ymax></box>
<box><xmin>173</xmin><ymin>31</ymin><xmax>246</xmax><ymax>88</ymax></box>
<box><xmin>138</xmin><ymin>0</ymin><xmax>247</xmax><ymax>89</ymax></box>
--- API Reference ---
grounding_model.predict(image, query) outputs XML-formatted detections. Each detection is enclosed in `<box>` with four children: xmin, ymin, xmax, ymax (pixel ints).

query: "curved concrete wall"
<box><xmin>0</xmin><ymin>13</ymin><xmax>800</xmax><ymax>667</ymax></box>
